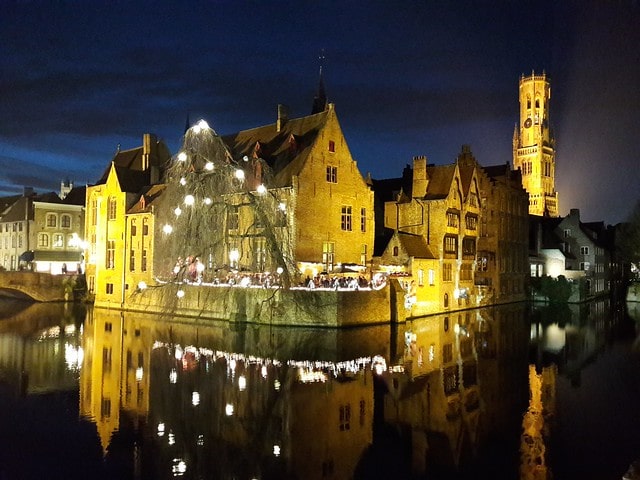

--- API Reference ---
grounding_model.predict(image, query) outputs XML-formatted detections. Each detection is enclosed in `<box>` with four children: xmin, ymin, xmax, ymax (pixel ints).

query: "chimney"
<box><xmin>276</xmin><ymin>104</ymin><xmax>289</xmax><ymax>132</ymax></box>
<box><xmin>412</xmin><ymin>156</ymin><xmax>428</xmax><ymax>198</ymax></box>
<box><xmin>142</xmin><ymin>133</ymin><xmax>157</xmax><ymax>170</ymax></box>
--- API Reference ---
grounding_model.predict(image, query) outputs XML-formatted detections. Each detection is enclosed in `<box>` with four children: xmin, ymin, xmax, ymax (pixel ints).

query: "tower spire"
<box><xmin>311</xmin><ymin>49</ymin><xmax>327</xmax><ymax>114</ymax></box>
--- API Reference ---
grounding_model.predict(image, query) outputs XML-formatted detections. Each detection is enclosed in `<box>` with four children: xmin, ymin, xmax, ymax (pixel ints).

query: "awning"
<box><xmin>21</xmin><ymin>250</ymin><xmax>83</xmax><ymax>263</ymax></box>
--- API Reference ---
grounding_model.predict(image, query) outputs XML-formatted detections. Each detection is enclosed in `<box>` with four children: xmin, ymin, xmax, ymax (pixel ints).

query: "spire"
<box><xmin>311</xmin><ymin>50</ymin><xmax>327</xmax><ymax>114</ymax></box>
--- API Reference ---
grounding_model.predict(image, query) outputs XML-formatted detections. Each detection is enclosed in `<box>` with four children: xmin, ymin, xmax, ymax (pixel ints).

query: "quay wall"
<box><xmin>99</xmin><ymin>282</ymin><xmax>393</xmax><ymax>327</ymax></box>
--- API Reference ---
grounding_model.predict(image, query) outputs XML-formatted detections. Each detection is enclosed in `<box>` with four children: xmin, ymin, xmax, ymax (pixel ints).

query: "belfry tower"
<box><xmin>513</xmin><ymin>71</ymin><xmax>559</xmax><ymax>217</ymax></box>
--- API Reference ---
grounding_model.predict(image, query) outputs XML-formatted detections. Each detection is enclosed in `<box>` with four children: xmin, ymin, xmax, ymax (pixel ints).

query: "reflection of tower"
<box><xmin>513</xmin><ymin>72</ymin><xmax>559</xmax><ymax>217</ymax></box>
<box><xmin>520</xmin><ymin>364</ymin><xmax>556</xmax><ymax>480</ymax></box>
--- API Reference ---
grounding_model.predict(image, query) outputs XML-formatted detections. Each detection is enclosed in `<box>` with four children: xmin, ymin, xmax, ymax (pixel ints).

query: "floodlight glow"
<box><xmin>225</xmin><ymin>403</ymin><xmax>234</xmax><ymax>416</ymax></box>
<box><xmin>192</xmin><ymin>391</ymin><xmax>200</xmax><ymax>406</ymax></box>
<box><xmin>197</xmin><ymin>119</ymin><xmax>209</xmax><ymax>130</ymax></box>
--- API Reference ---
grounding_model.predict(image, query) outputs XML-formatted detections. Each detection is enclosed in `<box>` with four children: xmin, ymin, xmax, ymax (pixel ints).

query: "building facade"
<box><xmin>512</xmin><ymin>72</ymin><xmax>559</xmax><ymax>217</ymax></box>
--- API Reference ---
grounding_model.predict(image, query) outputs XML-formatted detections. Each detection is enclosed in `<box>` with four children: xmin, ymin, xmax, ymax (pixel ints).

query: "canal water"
<box><xmin>0</xmin><ymin>298</ymin><xmax>638</xmax><ymax>480</ymax></box>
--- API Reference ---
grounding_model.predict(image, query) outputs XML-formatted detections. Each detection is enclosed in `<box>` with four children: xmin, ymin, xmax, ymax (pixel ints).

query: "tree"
<box><xmin>153</xmin><ymin>119</ymin><xmax>296</xmax><ymax>289</ymax></box>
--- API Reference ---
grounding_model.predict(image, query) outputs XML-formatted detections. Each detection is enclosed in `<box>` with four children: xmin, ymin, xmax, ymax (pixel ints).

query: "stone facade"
<box><xmin>513</xmin><ymin>72</ymin><xmax>559</xmax><ymax>217</ymax></box>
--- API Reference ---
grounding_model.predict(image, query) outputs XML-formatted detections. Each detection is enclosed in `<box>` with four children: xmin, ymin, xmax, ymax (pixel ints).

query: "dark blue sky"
<box><xmin>1</xmin><ymin>1</ymin><xmax>639</xmax><ymax>224</ymax></box>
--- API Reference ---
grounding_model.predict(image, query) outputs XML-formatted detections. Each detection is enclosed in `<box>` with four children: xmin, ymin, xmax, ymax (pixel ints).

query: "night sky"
<box><xmin>1</xmin><ymin>1</ymin><xmax>638</xmax><ymax>224</ymax></box>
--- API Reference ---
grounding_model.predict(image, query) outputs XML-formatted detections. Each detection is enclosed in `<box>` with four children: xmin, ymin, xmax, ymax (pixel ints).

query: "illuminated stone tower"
<box><xmin>513</xmin><ymin>71</ymin><xmax>559</xmax><ymax>217</ymax></box>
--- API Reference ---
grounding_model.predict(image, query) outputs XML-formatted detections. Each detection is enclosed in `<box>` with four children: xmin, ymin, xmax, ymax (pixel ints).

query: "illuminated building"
<box><xmin>512</xmin><ymin>71</ymin><xmax>559</xmax><ymax>217</ymax></box>
<box><xmin>0</xmin><ymin>185</ymin><xmax>85</xmax><ymax>273</ymax></box>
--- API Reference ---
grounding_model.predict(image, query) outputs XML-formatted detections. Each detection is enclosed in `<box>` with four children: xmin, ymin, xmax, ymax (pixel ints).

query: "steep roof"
<box><xmin>62</xmin><ymin>186</ymin><xmax>87</xmax><ymax>206</ymax></box>
<box><xmin>112</xmin><ymin>165</ymin><xmax>154</xmax><ymax>194</ymax></box>
<box><xmin>96</xmin><ymin>135</ymin><xmax>171</xmax><ymax>185</ymax></box>
<box><xmin>222</xmin><ymin>108</ymin><xmax>330</xmax><ymax>188</ymax></box>
<box><xmin>1</xmin><ymin>192</ymin><xmax>61</xmax><ymax>222</ymax></box>
<box><xmin>398</xmin><ymin>231</ymin><xmax>436</xmax><ymax>259</ymax></box>
<box><xmin>127</xmin><ymin>184</ymin><xmax>167</xmax><ymax>214</ymax></box>
<box><xmin>424</xmin><ymin>164</ymin><xmax>456</xmax><ymax>200</ymax></box>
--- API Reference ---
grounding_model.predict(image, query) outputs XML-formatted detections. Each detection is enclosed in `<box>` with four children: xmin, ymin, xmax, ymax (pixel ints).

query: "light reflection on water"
<box><xmin>0</xmin><ymin>298</ymin><xmax>638</xmax><ymax>479</ymax></box>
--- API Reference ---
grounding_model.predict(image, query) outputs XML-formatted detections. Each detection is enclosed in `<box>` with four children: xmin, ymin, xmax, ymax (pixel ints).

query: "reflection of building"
<box><xmin>513</xmin><ymin>71</ymin><xmax>559</xmax><ymax>217</ymax></box>
<box><xmin>0</xmin><ymin>184</ymin><xmax>85</xmax><ymax>273</ymax></box>
<box><xmin>381</xmin><ymin>311</ymin><xmax>482</xmax><ymax>475</ymax></box>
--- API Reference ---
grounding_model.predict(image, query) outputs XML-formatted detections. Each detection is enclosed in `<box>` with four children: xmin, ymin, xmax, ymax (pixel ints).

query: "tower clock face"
<box><xmin>524</xmin><ymin>117</ymin><xmax>532</xmax><ymax>128</ymax></box>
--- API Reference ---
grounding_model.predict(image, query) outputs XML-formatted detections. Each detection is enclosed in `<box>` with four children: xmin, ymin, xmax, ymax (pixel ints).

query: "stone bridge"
<box><xmin>0</xmin><ymin>271</ymin><xmax>84</xmax><ymax>302</ymax></box>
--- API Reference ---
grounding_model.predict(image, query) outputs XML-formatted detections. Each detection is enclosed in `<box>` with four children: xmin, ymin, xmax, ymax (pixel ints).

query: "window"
<box><xmin>326</xmin><ymin>165</ymin><xmax>337</xmax><ymax>183</ymax></box>
<box><xmin>91</xmin><ymin>199</ymin><xmax>97</xmax><ymax>226</ymax></box>
<box><xmin>447</xmin><ymin>211</ymin><xmax>459</xmax><ymax>228</ymax></box>
<box><xmin>418</xmin><ymin>269</ymin><xmax>424</xmax><ymax>286</ymax></box>
<box><xmin>465</xmin><ymin>214</ymin><xmax>477</xmax><ymax>230</ymax></box>
<box><xmin>142</xmin><ymin>219</ymin><xmax>149</xmax><ymax>236</ymax></box>
<box><xmin>46</xmin><ymin>213</ymin><xmax>57</xmax><ymax>228</ymax></box>
<box><xmin>339</xmin><ymin>404</ymin><xmax>351</xmax><ymax>431</ymax></box>
<box><xmin>341</xmin><ymin>206</ymin><xmax>352</xmax><ymax>231</ymax></box>
<box><xmin>443</xmin><ymin>343</ymin><xmax>453</xmax><ymax>363</ymax></box>
<box><xmin>106</xmin><ymin>240</ymin><xmax>115</xmax><ymax>269</ymax></box>
<box><xmin>328</xmin><ymin>140</ymin><xmax>335</xmax><ymax>153</ymax></box>
<box><xmin>52</xmin><ymin>234</ymin><xmax>63</xmax><ymax>248</ymax></box>
<box><xmin>580</xmin><ymin>246</ymin><xmax>589</xmax><ymax>255</ymax></box>
<box><xmin>360</xmin><ymin>208</ymin><xmax>366</xmax><ymax>232</ymax></box>
<box><xmin>228</xmin><ymin>206</ymin><xmax>239</xmax><ymax>230</ymax></box>
<box><xmin>131</xmin><ymin>220</ymin><xmax>137</xmax><ymax>236</ymax></box>
<box><xmin>359</xmin><ymin>399</ymin><xmax>366</xmax><ymax>427</ymax></box>
<box><xmin>61</xmin><ymin>214</ymin><xmax>71</xmax><ymax>228</ymax></box>
<box><xmin>141</xmin><ymin>250</ymin><xmax>147</xmax><ymax>272</ymax></box>
<box><xmin>129</xmin><ymin>249</ymin><xmax>135</xmax><ymax>271</ymax></box>
<box><xmin>392</xmin><ymin>246</ymin><xmax>399</xmax><ymax>256</ymax></box>
<box><xmin>444</xmin><ymin>235</ymin><xmax>457</xmax><ymax>255</ymax></box>
<box><xmin>107</xmin><ymin>197</ymin><xmax>117</xmax><ymax>220</ymax></box>
<box><xmin>428</xmin><ymin>269</ymin><xmax>435</xmax><ymax>286</ymax></box>
<box><xmin>460</xmin><ymin>263</ymin><xmax>473</xmax><ymax>281</ymax></box>
<box><xmin>106</xmin><ymin>283</ymin><xmax>114</xmax><ymax>294</ymax></box>
<box><xmin>360</xmin><ymin>244</ymin><xmax>367</xmax><ymax>266</ymax></box>
<box><xmin>443</xmin><ymin>263</ymin><xmax>452</xmax><ymax>282</ymax></box>
<box><xmin>101</xmin><ymin>397</ymin><xmax>111</xmax><ymax>419</ymax></box>
<box><xmin>462</xmin><ymin>237</ymin><xmax>476</xmax><ymax>256</ymax></box>
<box><xmin>18</xmin><ymin>236</ymin><xmax>23</xmax><ymax>248</ymax></box>
<box><xmin>253</xmin><ymin>237</ymin><xmax>266</xmax><ymax>271</ymax></box>
<box><xmin>322</xmin><ymin>242</ymin><xmax>334</xmax><ymax>268</ymax></box>
<box><xmin>564</xmin><ymin>229</ymin><xmax>571</xmax><ymax>238</ymax></box>
<box><xmin>580</xmin><ymin>262</ymin><xmax>590</xmax><ymax>271</ymax></box>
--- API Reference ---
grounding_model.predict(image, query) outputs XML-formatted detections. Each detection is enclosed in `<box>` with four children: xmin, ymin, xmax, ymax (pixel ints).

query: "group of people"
<box><xmin>303</xmin><ymin>274</ymin><xmax>371</xmax><ymax>290</ymax></box>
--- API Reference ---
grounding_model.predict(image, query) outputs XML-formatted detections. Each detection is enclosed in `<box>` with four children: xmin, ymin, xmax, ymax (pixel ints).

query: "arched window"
<box><xmin>38</xmin><ymin>233</ymin><xmax>49</xmax><ymax>247</ymax></box>
<box><xmin>46</xmin><ymin>213</ymin><xmax>57</xmax><ymax>228</ymax></box>
<box><xmin>444</xmin><ymin>293</ymin><xmax>449</xmax><ymax>308</ymax></box>
<box><xmin>392</xmin><ymin>246</ymin><xmax>399</xmax><ymax>256</ymax></box>
<box><xmin>61</xmin><ymin>214</ymin><xmax>71</xmax><ymax>228</ymax></box>
<box><xmin>443</xmin><ymin>316</ymin><xmax>449</xmax><ymax>332</ymax></box>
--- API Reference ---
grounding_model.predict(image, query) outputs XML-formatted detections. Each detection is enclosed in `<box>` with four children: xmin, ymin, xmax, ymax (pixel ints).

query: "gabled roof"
<box><xmin>128</xmin><ymin>184</ymin><xmax>167</xmax><ymax>214</ymax></box>
<box><xmin>112</xmin><ymin>165</ymin><xmax>154</xmax><ymax>194</ymax></box>
<box><xmin>0</xmin><ymin>192</ymin><xmax>61</xmax><ymax>222</ymax></box>
<box><xmin>62</xmin><ymin>186</ymin><xmax>87</xmax><ymax>206</ymax></box>
<box><xmin>397</xmin><ymin>231</ymin><xmax>436</xmax><ymax>259</ymax></box>
<box><xmin>424</xmin><ymin>164</ymin><xmax>456</xmax><ymax>200</ymax></box>
<box><xmin>0</xmin><ymin>194</ymin><xmax>22</xmax><ymax>215</ymax></box>
<box><xmin>222</xmin><ymin>109</ymin><xmax>330</xmax><ymax>188</ymax></box>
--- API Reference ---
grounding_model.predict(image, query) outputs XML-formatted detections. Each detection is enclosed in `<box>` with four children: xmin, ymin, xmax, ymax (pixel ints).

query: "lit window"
<box><xmin>61</xmin><ymin>214</ymin><xmax>71</xmax><ymax>228</ymax></box>
<box><xmin>106</xmin><ymin>240</ymin><xmax>115</xmax><ymax>269</ymax></box>
<box><xmin>341</xmin><ymin>206</ymin><xmax>352</xmax><ymax>231</ymax></box>
<box><xmin>108</xmin><ymin>197</ymin><xmax>117</xmax><ymax>220</ymax></box>
<box><xmin>360</xmin><ymin>208</ymin><xmax>366</xmax><ymax>232</ymax></box>
<box><xmin>326</xmin><ymin>165</ymin><xmax>337</xmax><ymax>183</ymax></box>
<box><xmin>46</xmin><ymin>213</ymin><xmax>57</xmax><ymax>228</ymax></box>
<box><xmin>53</xmin><ymin>234</ymin><xmax>64</xmax><ymax>248</ymax></box>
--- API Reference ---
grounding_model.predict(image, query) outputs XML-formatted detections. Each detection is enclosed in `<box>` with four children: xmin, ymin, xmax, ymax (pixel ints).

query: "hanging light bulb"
<box><xmin>174</xmin><ymin>207</ymin><xmax>182</xmax><ymax>216</ymax></box>
<box><xmin>180</xmin><ymin>177</ymin><xmax>187</xmax><ymax>186</ymax></box>
<box><xmin>197</xmin><ymin>119</ymin><xmax>209</xmax><ymax>130</ymax></box>
<box><xmin>243</xmin><ymin>155</ymin><xmax>249</xmax><ymax>162</ymax></box>
<box><xmin>204</xmin><ymin>161</ymin><xmax>214</xmax><ymax>171</ymax></box>
<box><xmin>278</xmin><ymin>202</ymin><xmax>286</xmax><ymax>211</ymax></box>
<box><xmin>257</xmin><ymin>184</ymin><xmax>266</xmax><ymax>194</ymax></box>
<box><xmin>163</xmin><ymin>224</ymin><xmax>173</xmax><ymax>234</ymax></box>
<box><xmin>184</xmin><ymin>195</ymin><xmax>195</xmax><ymax>206</ymax></box>
<box><xmin>176</xmin><ymin>289</ymin><xmax>185</xmax><ymax>298</ymax></box>
<box><xmin>177</xmin><ymin>152</ymin><xmax>187</xmax><ymax>162</ymax></box>
<box><xmin>235</xmin><ymin>169</ymin><xmax>245</xmax><ymax>181</ymax></box>
<box><xmin>203</xmin><ymin>197</ymin><xmax>212</xmax><ymax>205</ymax></box>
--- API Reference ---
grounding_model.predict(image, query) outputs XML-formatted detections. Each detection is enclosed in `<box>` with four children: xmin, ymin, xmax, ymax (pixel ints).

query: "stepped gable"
<box><xmin>222</xmin><ymin>109</ymin><xmax>330</xmax><ymax>188</ymax></box>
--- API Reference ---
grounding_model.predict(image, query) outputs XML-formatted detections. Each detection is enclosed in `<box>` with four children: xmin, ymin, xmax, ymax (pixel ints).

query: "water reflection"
<box><xmin>0</xmin><ymin>297</ymin><xmax>636</xmax><ymax>479</ymax></box>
